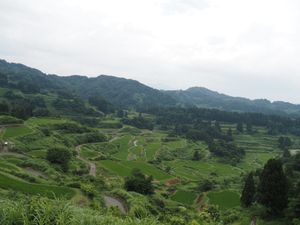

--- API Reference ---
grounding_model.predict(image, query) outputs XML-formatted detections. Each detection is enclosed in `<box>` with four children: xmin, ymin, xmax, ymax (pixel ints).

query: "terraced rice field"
<box><xmin>171</xmin><ymin>190</ymin><xmax>197</xmax><ymax>205</ymax></box>
<box><xmin>3</xmin><ymin>126</ymin><xmax>32</xmax><ymax>138</ymax></box>
<box><xmin>207</xmin><ymin>190</ymin><xmax>240</xmax><ymax>210</ymax></box>
<box><xmin>97</xmin><ymin>160</ymin><xmax>172</xmax><ymax>181</ymax></box>
<box><xmin>0</xmin><ymin>172</ymin><xmax>75</xmax><ymax>199</ymax></box>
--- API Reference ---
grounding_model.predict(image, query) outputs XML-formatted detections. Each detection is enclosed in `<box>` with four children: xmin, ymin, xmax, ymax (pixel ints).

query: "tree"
<box><xmin>197</xmin><ymin>179</ymin><xmax>214</xmax><ymax>192</ymax></box>
<box><xmin>236</xmin><ymin>122</ymin><xmax>244</xmax><ymax>133</ymax></box>
<box><xmin>46</xmin><ymin>147</ymin><xmax>72</xmax><ymax>172</ymax></box>
<box><xmin>258</xmin><ymin>159</ymin><xmax>288</xmax><ymax>216</ymax></box>
<box><xmin>192</xmin><ymin>150</ymin><xmax>201</xmax><ymax>161</ymax></box>
<box><xmin>214</xmin><ymin>121</ymin><xmax>221</xmax><ymax>132</ymax></box>
<box><xmin>225</xmin><ymin>128</ymin><xmax>233</xmax><ymax>142</ymax></box>
<box><xmin>241</xmin><ymin>172</ymin><xmax>255</xmax><ymax>207</ymax></box>
<box><xmin>246</xmin><ymin>123</ymin><xmax>253</xmax><ymax>133</ymax></box>
<box><xmin>124</xmin><ymin>169</ymin><xmax>154</xmax><ymax>195</ymax></box>
<box><xmin>278</xmin><ymin>137</ymin><xmax>292</xmax><ymax>150</ymax></box>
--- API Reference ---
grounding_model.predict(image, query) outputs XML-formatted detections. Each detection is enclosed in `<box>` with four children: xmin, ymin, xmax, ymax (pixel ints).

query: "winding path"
<box><xmin>103</xmin><ymin>195</ymin><xmax>127</xmax><ymax>214</ymax></box>
<box><xmin>75</xmin><ymin>144</ymin><xmax>127</xmax><ymax>213</ymax></box>
<box><xmin>75</xmin><ymin>145</ymin><xmax>96</xmax><ymax>177</ymax></box>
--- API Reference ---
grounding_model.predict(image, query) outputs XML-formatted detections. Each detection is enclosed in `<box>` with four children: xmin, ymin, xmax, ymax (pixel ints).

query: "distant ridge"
<box><xmin>1</xmin><ymin>59</ymin><xmax>300</xmax><ymax>116</ymax></box>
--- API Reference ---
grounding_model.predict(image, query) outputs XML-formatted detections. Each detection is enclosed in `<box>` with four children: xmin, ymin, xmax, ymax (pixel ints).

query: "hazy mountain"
<box><xmin>1</xmin><ymin>59</ymin><xmax>300</xmax><ymax>117</ymax></box>
<box><xmin>165</xmin><ymin>87</ymin><xmax>300</xmax><ymax>116</ymax></box>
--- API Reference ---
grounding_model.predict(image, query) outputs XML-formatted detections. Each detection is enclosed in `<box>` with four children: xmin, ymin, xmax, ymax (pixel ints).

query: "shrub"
<box><xmin>124</xmin><ymin>169</ymin><xmax>154</xmax><ymax>195</ymax></box>
<box><xmin>46</xmin><ymin>147</ymin><xmax>72</xmax><ymax>172</ymax></box>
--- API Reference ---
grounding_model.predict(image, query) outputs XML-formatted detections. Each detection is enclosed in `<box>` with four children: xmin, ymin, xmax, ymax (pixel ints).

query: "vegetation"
<box><xmin>1</xmin><ymin>60</ymin><xmax>300</xmax><ymax>224</ymax></box>
<box><xmin>258</xmin><ymin>159</ymin><xmax>288</xmax><ymax>216</ymax></box>
<box><xmin>240</xmin><ymin>172</ymin><xmax>255</xmax><ymax>207</ymax></box>
<box><xmin>46</xmin><ymin>147</ymin><xmax>72</xmax><ymax>171</ymax></box>
<box><xmin>124</xmin><ymin>169</ymin><xmax>154</xmax><ymax>195</ymax></box>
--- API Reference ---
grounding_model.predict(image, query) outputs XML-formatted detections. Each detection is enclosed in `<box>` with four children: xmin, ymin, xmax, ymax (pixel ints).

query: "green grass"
<box><xmin>145</xmin><ymin>142</ymin><xmax>160</xmax><ymax>160</ymax></box>
<box><xmin>80</xmin><ymin>147</ymin><xmax>100</xmax><ymax>158</ymax></box>
<box><xmin>165</xmin><ymin>159</ymin><xmax>241</xmax><ymax>181</ymax></box>
<box><xmin>207</xmin><ymin>190</ymin><xmax>240</xmax><ymax>210</ymax></box>
<box><xmin>0</xmin><ymin>161</ymin><xmax>22</xmax><ymax>171</ymax></box>
<box><xmin>171</xmin><ymin>190</ymin><xmax>197</xmax><ymax>205</ymax></box>
<box><xmin>98</xmin><ymin>160</ymin><xmax>172</xmax><ymax>181</ymax></box>
<box><xmin>26</xmin><ymin>117</ymin><xmax>68</xmax><ymax>126</ymax></box>
<box><xmin>3</xmin><ymin>126</ymin><xmax>32</xmax><ymax>138</ymax></box>
<box><xmin>27</xmin><ymin>150</ymin><xmax>47</xmax><ymax>158</ymax></box>
<box><xmin>0</xmin><ymin>172</ymin><xmax>75</xmax><ymax>199</ymax></box>
<box><xmin>0</xmin><ymin>88</ymin><xmax>8</xmax><ymax>96</ymax></box>
<box><xmin>112</xmin><ymin>135</ymin><xmax>132</xmax><ymax>160</ymax></box>
<box><xmin>238</xmin><ymin>151</ymin><xmax>278</xmax><ymax>170</ymax></box>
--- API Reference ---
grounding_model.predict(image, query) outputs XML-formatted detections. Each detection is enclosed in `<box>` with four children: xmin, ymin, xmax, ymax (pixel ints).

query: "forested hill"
<box><xmin>57</xmin><ymin>75</ymin><xmax>177</xmax><ymax>109</ymax></box>
<box><xmin>1</xmin><ymin>59</ymin><xmax>300</xmax><ymax>116</ymax></box>
<box><xmin>0</xmin><ymin>59</ymin><xmax>177</xmax><ymax>111</ymax></box>
<box><xmin>165</xmin><ymin>87</ymin><xmax>300</xmax><ymax>117</ymax></box>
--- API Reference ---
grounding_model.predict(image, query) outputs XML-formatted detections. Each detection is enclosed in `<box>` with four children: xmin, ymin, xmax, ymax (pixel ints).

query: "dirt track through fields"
<box><xmin>103</xmin><ymin>195</ymin><xmax>127</xmax><ymax>214</ymax></box>
<box><xmin>75</xmin><ymin>145</ymin><xmax>96</xmax><ymax>177</ymax></box>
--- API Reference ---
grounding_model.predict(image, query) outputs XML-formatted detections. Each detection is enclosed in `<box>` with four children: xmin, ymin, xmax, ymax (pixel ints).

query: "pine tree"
<box><xmin>214</xmin><ymin>121</ymin><xmax>221</xmax><ymax>132</ymax></box>
<box><xmin>241</xmin><ymin>172</ymin><xmax>256</xmax><ymax>207</ymax></box>
<box><xmin>246</xmin><ymin>123</ymin><xmax>253</xmax><ymax>133</ymax></box>
<box><xmin>236</xmin><ymin>122</ymin><xmax>244</xmax><ymax>133</ymax></box>
<box><xmin>258</xmin><ymin>159</ymin><xmax>288</xmax><ymax>216</ymax></box>
<box><xmin>193</xmin><ymin>150</ymin><xmax>201</xmax><ymax>161</ymax></box>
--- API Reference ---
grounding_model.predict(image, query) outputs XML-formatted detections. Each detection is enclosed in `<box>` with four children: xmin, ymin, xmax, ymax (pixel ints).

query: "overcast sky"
<box><xmin>1</xmin><ymin>0</ymin><xmax>300</xmax><ymax>103</ymax></box>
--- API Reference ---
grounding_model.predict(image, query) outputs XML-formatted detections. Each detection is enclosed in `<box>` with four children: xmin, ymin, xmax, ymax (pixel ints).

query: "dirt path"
<box><xmin>109</xmin><ymin>136</ymin><xmax>119</xmax><ymax>143</ymax></box>
<box><xmin>75</xmin><ymin>145</ymin><xmax>96</xmax><ymax>177</ymax></box>
<box><xmin>250</xmin><ymin>217</ymin><xmax>257</xmax><ymax>225</ymax></box>
<box><xmin>103</xmin><ymin>195</ymin><xmax>127</xmax><ymax>214</ymax></box>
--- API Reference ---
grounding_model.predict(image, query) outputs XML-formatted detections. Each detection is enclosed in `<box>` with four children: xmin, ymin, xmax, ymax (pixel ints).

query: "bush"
<box><xmin>124</xmin><ymin>169</ymin><xmax>154</xmax><ymax>195</ymax></box>
<box><xmin>46</xmin><ymin>147</ymin><xmax>72</xmax><ymax>172</ymax></box>
<box><xmin>0</xmin><ymin>115</ymin><xmax>23</xmax><ymax>125</ymax></box>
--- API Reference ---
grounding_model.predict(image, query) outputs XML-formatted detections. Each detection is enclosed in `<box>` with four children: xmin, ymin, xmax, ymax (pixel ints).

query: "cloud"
<box><xmin>0</xmin><ymin>0</ymin><xmax>300</xmax><ymax>103</ymax></box>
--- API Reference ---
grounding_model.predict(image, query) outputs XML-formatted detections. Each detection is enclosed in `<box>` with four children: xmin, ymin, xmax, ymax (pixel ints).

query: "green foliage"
<box><xmin>0</xmin><ymin>196</ymin><xmax>163</xmax><ymax>225</ymax></box>
<box><xmin>207</xmin><ymin>190</ymin><xmax>240</xmax><ymax>210</ymax></box>
<box><xmin>278</xmin><ymin>136</ymin><xmax>292</xmax><ymax>150</ymax></box>
<box><xmin>237</xmin><ymin>122</ymin><xmax>244</xmax><ymax>133</ymax></box>
<box><xmin>3</xmin><ymin>126</ymin><xmax>32</xmax><ymax>139</ymax></box>
<box><xmin>171</xmin><ymin>190</ymin><xmax>196</xmax><ymax>205</ymax></box>
<box><xmin>208</xmin><ymin>140</ymin><xmax>245</xmax><ymax>164</ymax></box>
<box><xmin>0</xmin><ymin>172</ymin><xmax>75</xmax><ymax>199</ymax></box>
<box><xmin>258</xmin><ymin>159</ymin><xmax>288</xmax><ymax>216</ymax></box>
<box><xmin>88</xmin><ymin>95</ymin><xmax>114</xmax><ymax>113</ymax></box>
<box><xmin>0</xmin><ymin>115</ymin><xmax>23</xmax><ymax>125</ymax></box>
<box><xmin>241</xmin><ymin>172</ymin><xmax>255</xmax><ymax>207</ymax></box>
<box><xmin>197</xmin><ymin>179</ymin><xmax>215</xmax><ymax>192</ymax></box>
<box><xmin>124</xmin><ymin>169</ymin><xmax>154</xmax><ymax>195</ymax></box>
<box><xmin>192</xmin><ymin>150</ymin><xmax>201</xmax><ymax>161</ymax></box>
<box><xmin>46</xmin><ymin>147</ymin><xmax>72</xmax><ymax>172</ymax></box>
<box><xmin>122</xmin><ymin>116</ymin><xmax>154</xmax><ymax>130</ymax></box>
<box><xmin>80</xmin><ymin>183</ymin><xmax>97</xmax><ymax>198</ymax></box>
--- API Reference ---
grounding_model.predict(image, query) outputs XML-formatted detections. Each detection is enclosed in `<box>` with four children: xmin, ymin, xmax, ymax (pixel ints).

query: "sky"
<box><xmin>1</xmin><ymin>0</ymin><xmax>300</xmax><ymax>103</ymax></box>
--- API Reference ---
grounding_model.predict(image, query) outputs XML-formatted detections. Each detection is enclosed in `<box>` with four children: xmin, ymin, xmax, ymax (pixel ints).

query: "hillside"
<box><xmin>1</xmin><ymin>59</ymin><xmax>300</xmax><ymax>224</ymax></box>
<box><xmin>165</xmin><ymin>87</ymin><xmax>300</xmax><ymax>116</ymax></box>
<box><xmin>1</xmin><ymin>59</ymin><xmax>300</xmax><ymax>117</ymax></box>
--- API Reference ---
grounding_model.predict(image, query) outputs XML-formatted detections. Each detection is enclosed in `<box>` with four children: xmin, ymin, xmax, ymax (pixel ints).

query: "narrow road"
<box><xmin>250</xmin><ymin>217</ymin><xmax>257</xmax><ymax>225</ymax></box>
<box><xmin>75</xmin><ymin>145</ymin><xmax>96</xmax><ymax>177</ymax></box>
<box><xmin>76</xmin><ymin>144</ymin><xmax>127</xmax><ymax>213</ymax></box>
<box><xmin>103</xmin><ymin>195</ymin><xmax>127</xmax><ymax>214</ymax></box>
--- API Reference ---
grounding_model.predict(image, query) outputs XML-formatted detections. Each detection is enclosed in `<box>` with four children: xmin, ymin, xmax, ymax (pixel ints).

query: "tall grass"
<box><xmin>0</xmin><ymin>197</ymin><xmax>163</xmax><ymax>225</ymax></box>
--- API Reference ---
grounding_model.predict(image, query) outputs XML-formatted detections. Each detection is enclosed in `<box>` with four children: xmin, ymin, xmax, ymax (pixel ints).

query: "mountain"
<box><xmin>1</xmin><ymin>59</ymin><xmax>300</xmax><ymax>117</ymax></box>
<box><xmin>57</xmin><ymin>75</ymin><xmax>177</xmax><ymax>109</ymax></box>
<box><xmin>165</xmin><ymin>87</ymin><xmax>300</xmax><ymax>117</ymax></box>
<box><xmin>0</xmin><ymin>60</ymin><xmax>177</xmax><ymax>117</ymax></box>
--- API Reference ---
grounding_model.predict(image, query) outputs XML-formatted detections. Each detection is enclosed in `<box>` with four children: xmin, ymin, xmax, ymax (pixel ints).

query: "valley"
<box><xmin>0</xmin><ymin>60</ymin><xmax>300</xmax><ymax>225</ymax></box>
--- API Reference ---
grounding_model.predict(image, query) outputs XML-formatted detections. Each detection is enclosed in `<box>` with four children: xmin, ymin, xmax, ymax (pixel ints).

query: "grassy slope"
<box><xmin>0</xmin><ymin>172</ymin><xmax>75</xmax><ymax>199</ymax></box>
